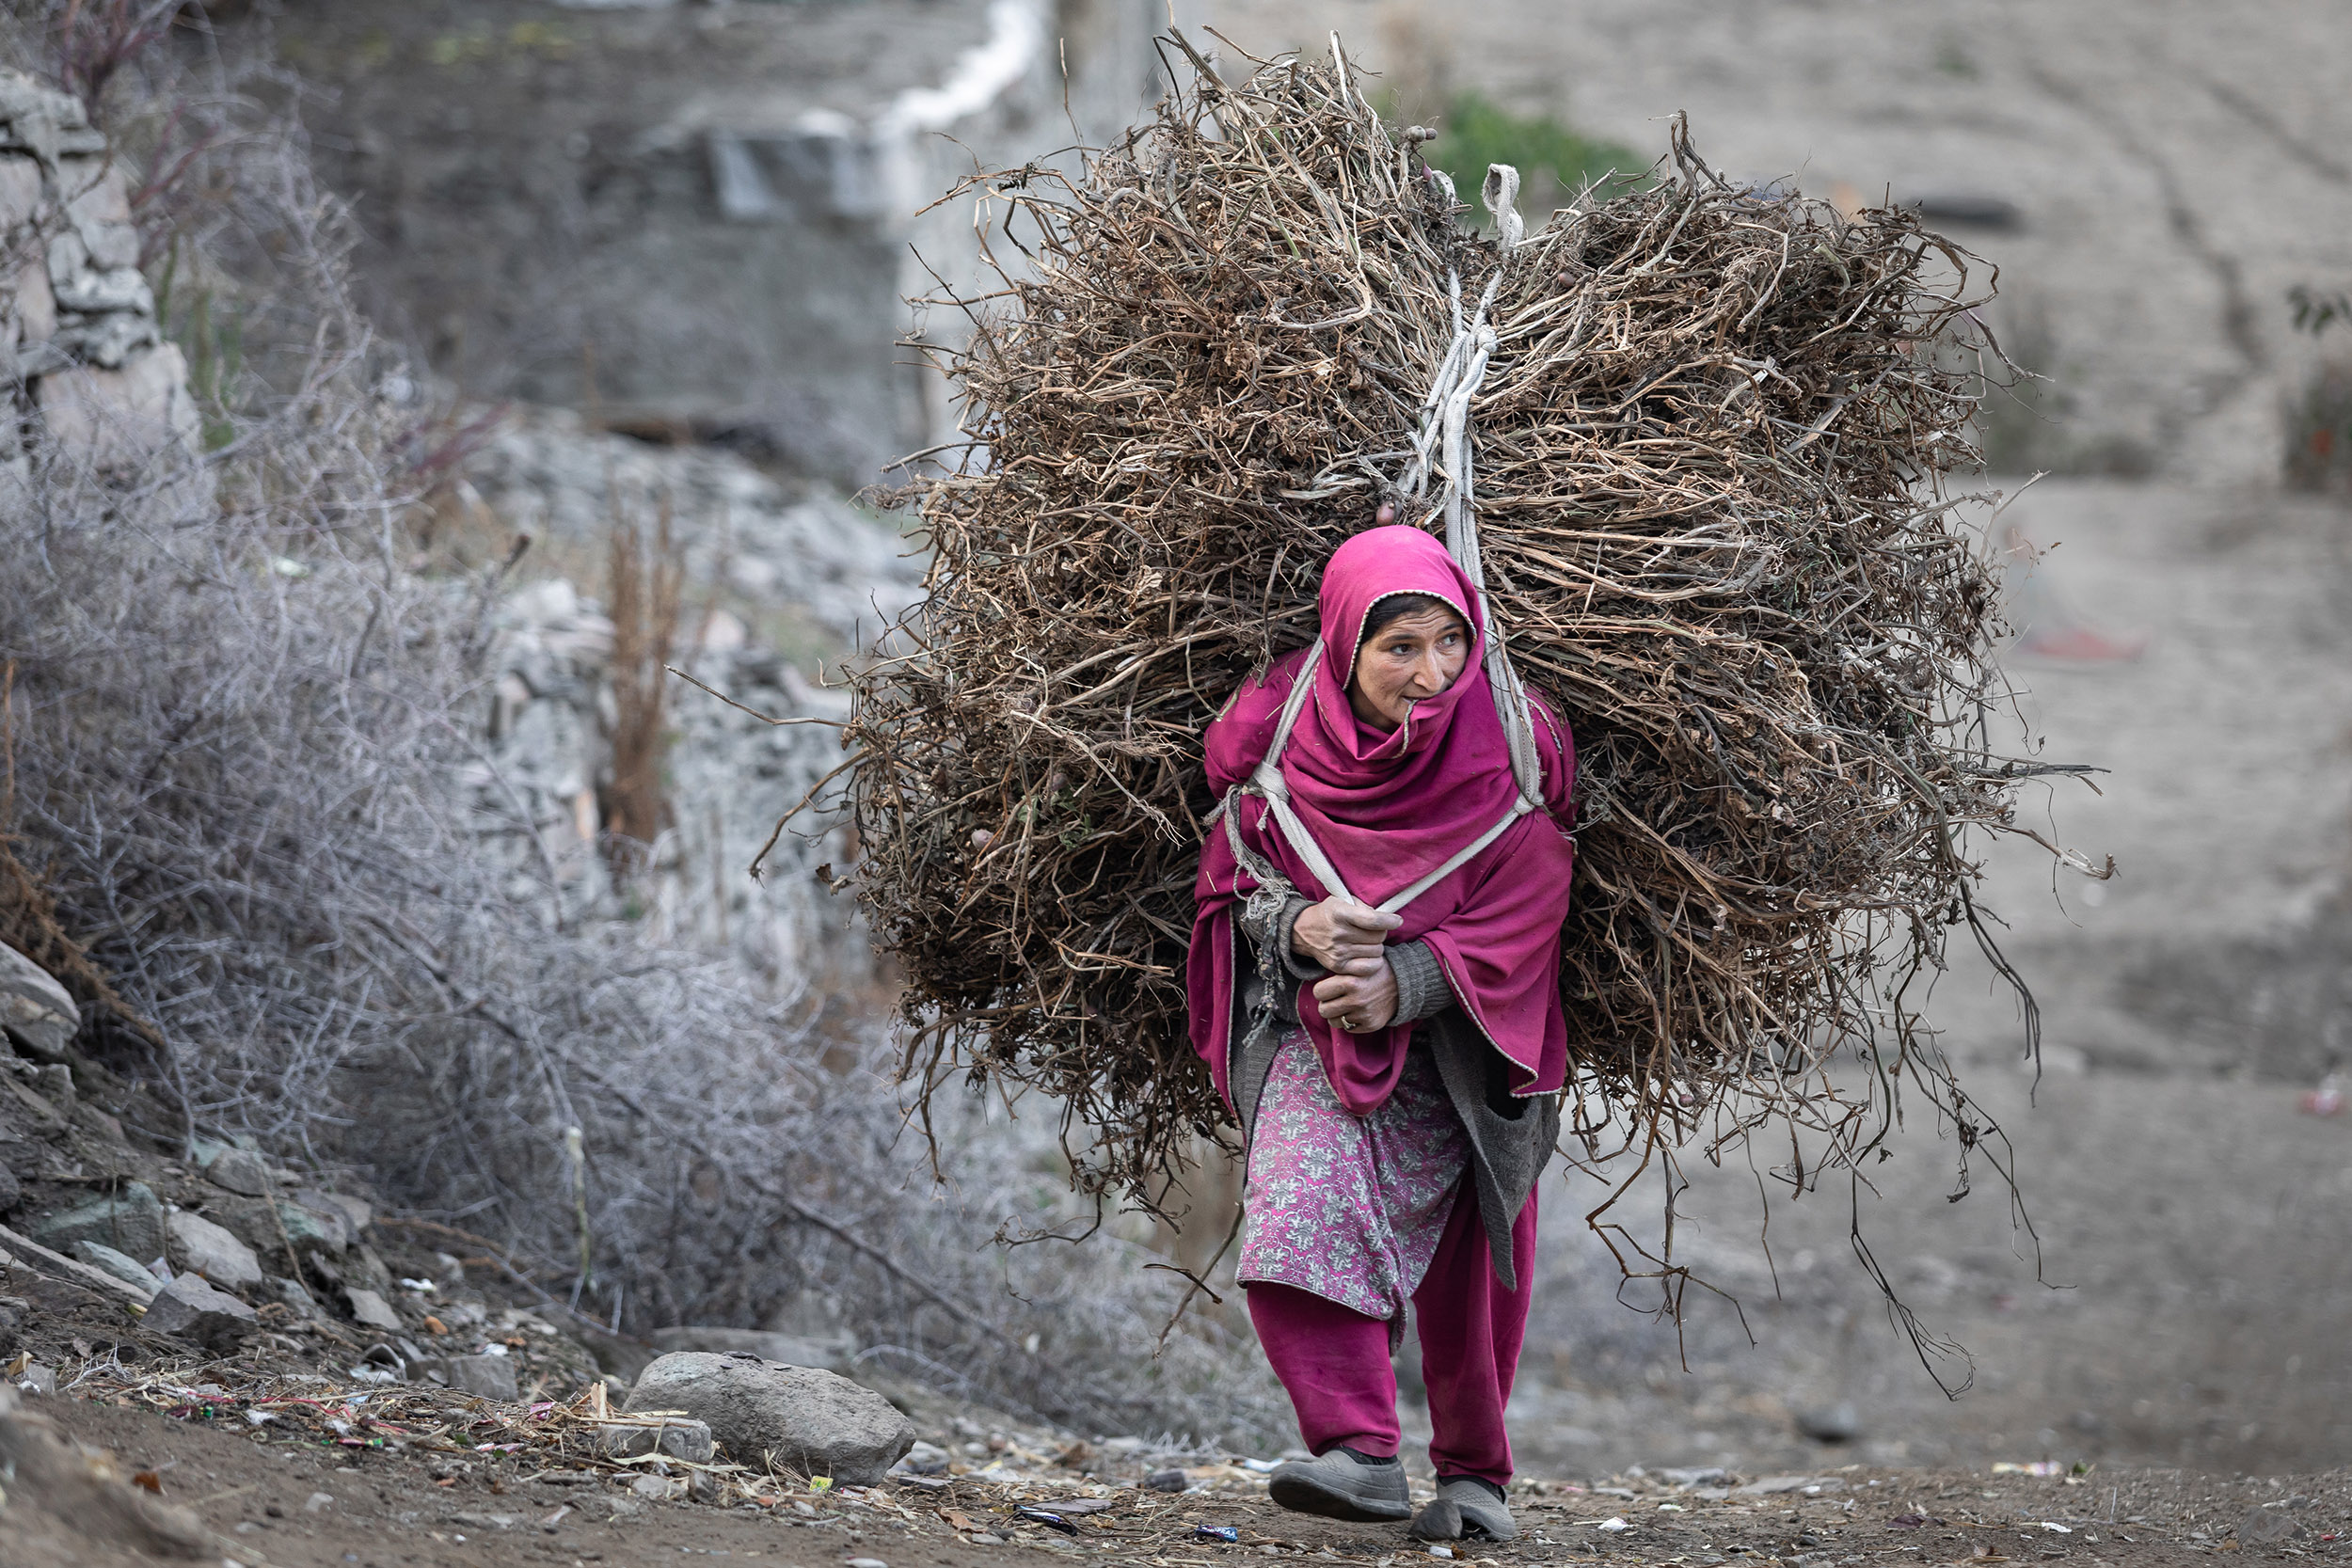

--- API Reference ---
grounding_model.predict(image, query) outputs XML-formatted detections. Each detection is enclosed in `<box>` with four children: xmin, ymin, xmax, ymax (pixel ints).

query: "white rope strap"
<box><xmin>1226</xmin><ymin>166</ymin><xmax>1549</xmax><ymax>918</ymax></box>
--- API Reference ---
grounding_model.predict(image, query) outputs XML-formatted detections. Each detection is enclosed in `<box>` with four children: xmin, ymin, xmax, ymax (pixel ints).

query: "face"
<box><xmin>1348</xmin><ymin>604</ymin><xmax>1470</xmax><ymax>733</ymax></box>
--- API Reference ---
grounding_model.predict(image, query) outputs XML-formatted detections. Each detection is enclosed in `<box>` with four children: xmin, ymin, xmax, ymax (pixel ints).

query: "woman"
<box><xmin>1190</xmin><ymin>524</ymin><xmax>1577</xmax><ymax>1543</ymax></box>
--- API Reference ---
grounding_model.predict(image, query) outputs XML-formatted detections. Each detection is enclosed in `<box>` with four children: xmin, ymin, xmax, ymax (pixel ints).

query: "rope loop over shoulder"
<box><xmin>1232</xmin><ymin>244</ymin><xmax>1551</xmax><ymax>921</ymax></box>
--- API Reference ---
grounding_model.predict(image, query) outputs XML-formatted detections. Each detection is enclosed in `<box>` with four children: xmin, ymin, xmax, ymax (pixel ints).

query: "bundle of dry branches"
<box><xmin>840</xmin><ymin>39</ymin><xmax>2073</xmax><ymax>1241</ymax></box>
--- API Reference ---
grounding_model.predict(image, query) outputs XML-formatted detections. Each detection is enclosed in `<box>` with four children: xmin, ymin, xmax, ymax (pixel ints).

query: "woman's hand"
<box><xmin>1290</xmin><ymin>895</ymin><xmax>1401</xmax><ymax>972</ymax></box>
<box><xmin>1312</xmin><ymin>959</ymin><xmax>1399</xmax><ymax>1035</ymax></box>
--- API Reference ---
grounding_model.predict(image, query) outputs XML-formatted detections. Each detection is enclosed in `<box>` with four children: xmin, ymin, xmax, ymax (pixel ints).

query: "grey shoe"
<box><xmin>1266</xmin><ymin>1449</ymin><xmax>1413</xmax><ymax>1523</ymax></box>
<box><xmin>1414</xmin><ymin>1477</ymin><xmax>1517</xmax><ymax>1542</ymax></box>
<box><xmin>1407</xmin><ymin>1497</ymin><xmax>1462</xmax><ymax>1542</ymax></box>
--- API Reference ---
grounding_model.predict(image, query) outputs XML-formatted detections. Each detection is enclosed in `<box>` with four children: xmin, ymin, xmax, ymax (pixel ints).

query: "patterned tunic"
<box><xmin>1236</xmin><ymin>1027</ymin><xmax>1470</xmax><ymax>1322</ymax></box>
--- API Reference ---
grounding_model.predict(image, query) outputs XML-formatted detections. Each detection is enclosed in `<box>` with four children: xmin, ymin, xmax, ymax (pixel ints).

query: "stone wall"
<box><xmin>455</xmin><ymin>406</ymin><xmax>925</xmax><ymax>987</ymax></box>
<box><xmin>0</xmin><ymin>71</ymin><xmax>199</xmax><ymax>489</ymax></box>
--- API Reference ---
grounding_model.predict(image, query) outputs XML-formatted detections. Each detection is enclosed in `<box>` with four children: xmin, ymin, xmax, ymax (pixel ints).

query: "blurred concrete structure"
<box><xmin>272</xmin><ymin>0</ymin><xmax>1197</xmax><ymax>484</ymax></box>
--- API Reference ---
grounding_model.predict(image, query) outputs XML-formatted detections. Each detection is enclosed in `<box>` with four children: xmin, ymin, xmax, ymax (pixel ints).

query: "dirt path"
<box><xmin>25</xmin><ymin>1387</ymin><xmax>2349</xmax><ymax>1568</ymax></box>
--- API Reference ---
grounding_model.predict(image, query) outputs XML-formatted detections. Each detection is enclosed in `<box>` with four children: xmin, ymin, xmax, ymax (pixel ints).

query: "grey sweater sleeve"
<box><xmin>1238</xmin><ymin>894</ymin><xmax>1321</xmax><ymax>978</ymax></box>
<box><xmin>1386</xmin><ymin>940</ymin><xmax>1455</xmax><ymax>1023</ymax></box>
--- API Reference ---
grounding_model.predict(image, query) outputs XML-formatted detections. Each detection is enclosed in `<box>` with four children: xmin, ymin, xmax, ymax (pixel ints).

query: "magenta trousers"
<box><xmin>1247</xmin><ymin>1181</ymin><xmax>1536</xmax><ymax>1486</ymax></box>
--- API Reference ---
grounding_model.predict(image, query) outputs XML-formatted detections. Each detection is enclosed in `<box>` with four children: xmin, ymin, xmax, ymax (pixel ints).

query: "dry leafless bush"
<box><xmin>0</xmin><ymin>17</ymin><xmax>1285</xmax><ymax>1444</ymax></box>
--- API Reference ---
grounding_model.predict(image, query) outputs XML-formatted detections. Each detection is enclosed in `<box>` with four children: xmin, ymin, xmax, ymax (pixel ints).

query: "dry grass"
<box><xmin>833</xmin><ymin>40</ymin><xmax>2090</xmax><ymax>1334</ymax></box>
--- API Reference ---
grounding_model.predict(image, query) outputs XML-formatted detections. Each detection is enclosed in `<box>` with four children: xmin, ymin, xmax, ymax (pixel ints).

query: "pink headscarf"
<box><xmin>1189</xmin><ymin>526</ymin><xmax>1579</xmax><ymax>1117</ymax></box>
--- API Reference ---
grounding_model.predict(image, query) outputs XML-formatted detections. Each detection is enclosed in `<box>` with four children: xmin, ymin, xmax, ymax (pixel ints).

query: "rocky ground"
<box><xmin>15</xmin><ymin>1362</ymin><xmax>2352</xmax><ymax>1568</ymax></box>
<box><xmin>8</xmin><ymin>1018</ymin><xmax>2352</xmax><ymax>1567</ymax></box>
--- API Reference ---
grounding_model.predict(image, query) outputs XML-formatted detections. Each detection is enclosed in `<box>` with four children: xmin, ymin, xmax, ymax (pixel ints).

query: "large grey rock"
<box><xmin>648</xmin><ymin>1325</ymin><xmax>851</xmax><ymax>1371</ymax></box>
<box><xmin>141</xmin><ymin>1274</ymin><xmax>257</xmax><ymax>1351</ymax></box>
<box><xmin>165</xmin><ymin>1210</ymin><xmax>262</xmax><ymax>1289</ymax></box>
<box><xmin>33</xmin><ymin>1181</ymin><xmax>165</xmax><ymax>1265</ymax></box>
<box><xmin>0</xmin><ymin>943</ymin><xmax>77</xmax><ymax>1064</ymax></box>
<box><xmin>625</xmin><ymin>1353</ymin><xmax>913</xmax><ymax>1484</ymax></box>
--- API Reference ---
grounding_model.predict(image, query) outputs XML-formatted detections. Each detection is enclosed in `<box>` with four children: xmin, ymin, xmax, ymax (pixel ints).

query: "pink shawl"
<box><xmin>1188</xmin><ymin>526</ymin><xmax>1578</xmax><ymax>1117</ymax></box>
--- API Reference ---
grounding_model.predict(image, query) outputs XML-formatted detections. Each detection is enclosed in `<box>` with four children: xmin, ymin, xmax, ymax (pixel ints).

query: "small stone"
<box><xmin>275</xmin><ymin>1196</ymin><xmax>350</xmax><ymax>1255</ymax></box>
<box><xmin>894</xmin><ymin>1439</ymin><xmax>950</xmax><ymax>1476</ymax></box>
<box><xmin>63</xmin><ymin>162</ymin><xmax>139</xmax><ymax>269</ymax></box>
<box><xmin>167</xmin><ymin>1209</ymin><xmax>263</xmax><ymax>1288</ymax></box>
<box><xmin>629</xmin><ymin>1474</ymin><xmax>684</xmax><ymax>1501</ymax></box>
<box><xmin>72</xmin><ymin>1241</ymin><xmax>161</xmax><ymax>1292</ymax></box>
<box><xmin>0</xmin><ymin>1161</ymin><xmax>20</xmax><ymax>1212</ymax></box>
<box><xmin>298</xmin><ymin>1189</ymin><xmax>373</xmax><ymax>1235</ymax></box>
<box><xmin>1794</xmin><ymin>1403</ymin><xmax>1860</xmax><ymax>1443</ymax></box>
<box><xmin>201</xmin><ymin>1148</ymin><xmax>275</xmax><ymax>1197</ymax></box>
<box><xmin>1732</xmin><ymin>1476</ymin><xmax>1820</xmax><ymax>1497</ymax></box>
<box><xmin>0</xmin><ymin>157</ymin><xmax>40</xmax><ymax>234</ymax></box>
<box><xmin>445</xmin><ymin>1354</ymin><xmax>519</xmax><ymax>1402</ymax></box>
<box><xmin>13</xmin><ymin>253</ymin><xmax>56</xmax><ymax>349</ymax></box>
<box><xmin>1145</xmin><ymin>1467</ymin><xmax>1189</xmax><ymax>1492</ymax></box>
<box><xmin>342</xmin><ymin>1287</ymin><xmax>402</xmax><ymax>1331</ymax></box>
<box><xmin>2240</xmin><ymin>1509</ymin><xmax>2299</xmax><ymax>1547</ymax></box>
<box><xmin>142</xmin><ymin>1273</ymin><xmax>259</xmax><ymax>1351</ymax></box>
<box><xmin>625</xmin><ymin>1352</ymin><xmax>914</xmax><ymax>1485</ymax></box>
<box><xmin>595</xmin><ymin>1420</ymin><xmax>716</xmax><ymax>1463</ymax></box>
<box><xmin>304</xmin><ymin>1491</ymin><xmax>335</xmax><ymax>1513</ymax></box>
<box><xmin>33</xmin><ymin>1180</ymin><xmax>167</xmax><ymax>1264</ymax></box>
<box><xmin>33</xmin><ymin>1064</ymin><xmax>73</xmax><ymax>1109</ymax></box>
<box><xmin>270</xmin><ymin>1275</ymin><xmax>323</xmax><ymax>1319</ymax></box>
<box><xmin>848</xmin><ymin>1559</ymin><xmax>888</xmax><ymax>1568</ymax></box>
<box><xmin>0</xmin><ymin>942</ymin><xmax>78</xmax><ymax>1062</ymax></box>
